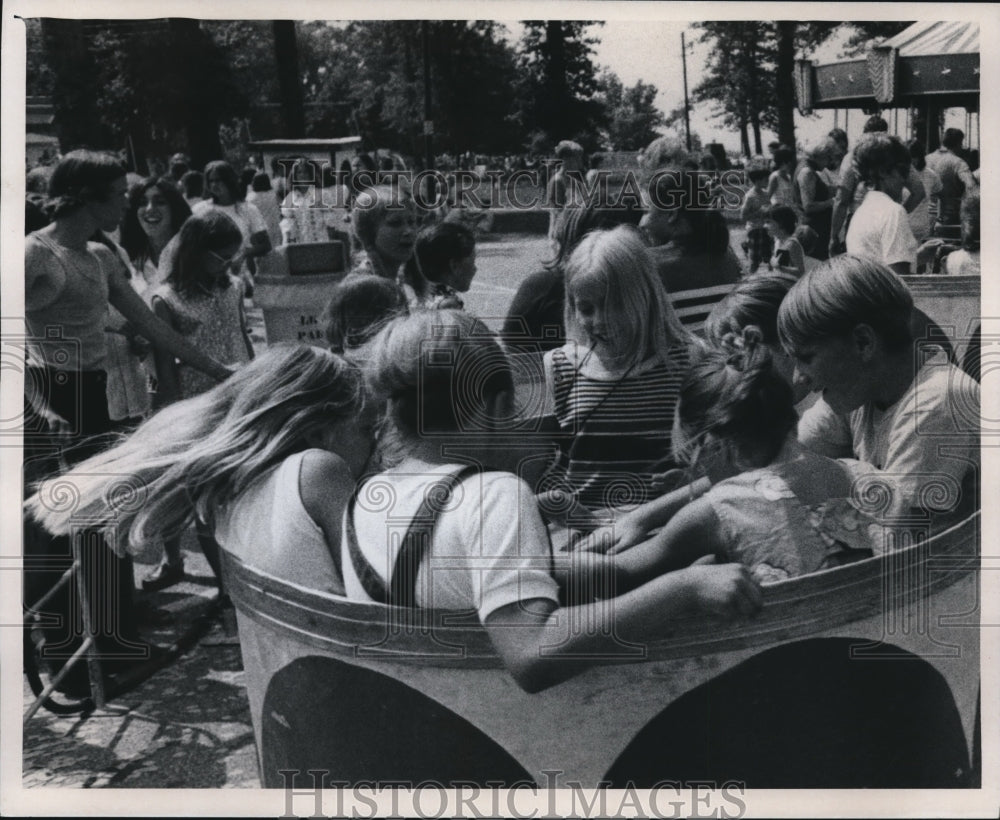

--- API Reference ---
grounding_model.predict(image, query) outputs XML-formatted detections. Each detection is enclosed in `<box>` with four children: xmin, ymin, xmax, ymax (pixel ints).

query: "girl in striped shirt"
<box><xmin>537</xmin><ymin>226</ymin><xmax>693</xmax><ymax>523</ymax></box>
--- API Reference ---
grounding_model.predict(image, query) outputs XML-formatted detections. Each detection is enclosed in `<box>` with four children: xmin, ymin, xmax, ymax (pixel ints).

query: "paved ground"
<box><xmin>22</xmin><ymin>543</ymin><xmax>260</xmax><ymax>789</ymax></box>
<box><xmin>20</xmin><ymin>233</ymin><xmax>556</xmax><ymax>793</ymax></box>
<box><xmin>464</xmin><ymin>234</ymin><xmax>552</xmax><ymax>331</ymax></box>
<box><xmin>20</xmin><ymin>225</ymin><xmax>751</xmax><ymax>792</ymax></box>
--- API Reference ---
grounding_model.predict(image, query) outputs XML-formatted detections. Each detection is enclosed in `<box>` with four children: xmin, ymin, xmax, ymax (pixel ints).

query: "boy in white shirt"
<box><xmin>845</xmin><ymin>135</ymin><xmax>918</xmax><ymax>275</ymax></box>
<box><xmin>777</xmin><ymin>256</ymin><xmax>979</xmax><ymax>525</ymax></box>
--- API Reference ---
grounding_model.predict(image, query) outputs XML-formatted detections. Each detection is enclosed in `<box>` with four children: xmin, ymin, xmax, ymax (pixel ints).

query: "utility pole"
<box><xmin>681</xmin><ymin>31</ymin><xmax>692</xmax><ymax>152</ymax></box>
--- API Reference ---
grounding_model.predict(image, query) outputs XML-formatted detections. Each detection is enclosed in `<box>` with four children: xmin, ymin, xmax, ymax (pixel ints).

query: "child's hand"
<box><xmin>578</xmin><ymin>516</ymin><xmax>650</xmax><ymax>555</ymax></box>
<box><xmin>433</xmin><ymin>293</ymin><xmax>464</xmax><ymax>310</ymax></box>
<box><xmin>680</xmin><ymin>563</ymin><xmax>762</xmax><ymax>619</ymax></box>
<box><xmin>916</xmin><ymin>238</ymin><xmax>947</xmax><ymax>270</ymax></box>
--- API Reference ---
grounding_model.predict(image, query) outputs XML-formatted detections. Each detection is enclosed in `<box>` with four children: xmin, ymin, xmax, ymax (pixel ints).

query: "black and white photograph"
<box><xmin>2</xmin><ymin>1</ymin><xmax>996</xmax><ymax>816</ymax></box>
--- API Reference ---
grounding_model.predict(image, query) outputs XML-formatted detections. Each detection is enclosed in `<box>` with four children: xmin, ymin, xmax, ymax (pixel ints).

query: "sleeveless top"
<box><xmin>545</xmin><ymin>343</ymin><xmax>689</xmax><ymax>510</ymax></box>
<box><xmin>25</xmin><ymin>233</ymin><xmax>113</xmax><ymax>371</ymax></box>
<box><xmin>705</xmin><ymin>467</ymin><xmax>880</xmax><ymax>584</ymax></box>
<box><xmin>214</xmin><ymin>450</ymin><xmax>345</xmax><ymax>594</ymax></box>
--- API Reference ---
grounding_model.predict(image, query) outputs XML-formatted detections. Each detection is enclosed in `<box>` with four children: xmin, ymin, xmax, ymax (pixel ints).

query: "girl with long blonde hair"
<box><xmin>537</xmin><ymin>225</ymin><xmax>693</xmax><ymax>519</ymax></box>
<box><xmin>28</xmin><ymin>345</ymin><xmax>375</xmax><ymax>593</ymax></box>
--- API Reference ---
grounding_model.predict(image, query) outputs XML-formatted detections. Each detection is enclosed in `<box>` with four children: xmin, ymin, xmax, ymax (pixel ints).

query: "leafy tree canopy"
<box><xmin>596</xmin><ymin>70</ymin><xmax>665</xmax><ymax>151</ymax></box>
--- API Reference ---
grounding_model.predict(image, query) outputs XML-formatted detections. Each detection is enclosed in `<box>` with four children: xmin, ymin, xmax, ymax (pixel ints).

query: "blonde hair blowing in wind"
<box><xmin>562</xmin><ymin>225</ymin><xmax>691</xmax><ymax>370</ymax></box>
<box><xmin>26</xmin><ymin>345</ymin><xmax>365</xmax><ymax>555</ymax></box>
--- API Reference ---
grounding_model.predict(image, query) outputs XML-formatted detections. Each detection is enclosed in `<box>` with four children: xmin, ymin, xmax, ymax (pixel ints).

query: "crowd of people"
<box><xmin>22</xmin><ymin>120</ymin><xmax>980</xmax><ymax>699</ymax></box>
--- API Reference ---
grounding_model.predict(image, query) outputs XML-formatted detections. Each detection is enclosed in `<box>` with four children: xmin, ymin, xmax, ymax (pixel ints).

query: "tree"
<box><xmin>38</xmin><ymin>19</ymin><xmax>105</xmax><ymax>151</ymax></box>
<box><xmin>422</xmin><ymin>21</ymin><xmax>521</xmax><ymax>155</ymax></box>
<box><xmin>202</xmin><ymin>20</ymin><xmax>282</xmax><ymax>138</ymax></box>
<box><xmin>273</xmin><ymin>20</ymin><xmax>306</xmax><ymax>137</ymax></box>
<box><xmin>292</xmin><ymin>21</ymin><xmax>521</xmax><ymax>158</ymax></box>
<box><xmin>596</xmin><ymin>70</ymin><xmax>665</xmax><ymax>151</ymax></box>
<box><xmin>692</xmin><ymin>22</ymin><xmax>775</xmax><ymax>156</ymax></box>
<box><xmin>25</xmin><ymin>18</ymin><xmax>56</xmax><ymax>98</ymax></box>
<box><xmin>663</xmin><ymin>105</ymin><xmax>703</xmax><ymax>155</ymax></box>
<box><xmin>31</xmin><ymin>18</ymin><xmax>242</xmax><ymax>169</ymax></box>
<box><xmin>691</xmin><ymin>22</ymin><xmax>845</xmax><ymax>155</ymax></box>
<box><xmin>515</xmin><ymin>21</ymin><xmax>604</xmax><ymax>148</ymax></box>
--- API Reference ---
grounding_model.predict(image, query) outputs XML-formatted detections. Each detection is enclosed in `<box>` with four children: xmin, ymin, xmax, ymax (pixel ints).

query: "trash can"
<box><xmin>253</xmin><ymin>241</ymin><xmax>348</xmax><ymax>347</ymax></box>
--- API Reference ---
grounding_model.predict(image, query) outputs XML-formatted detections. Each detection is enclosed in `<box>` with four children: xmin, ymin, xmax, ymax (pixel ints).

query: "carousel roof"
<box><xmin>795</xmin><ymin>21</ymin><xmax>980</xmax><ymax>113</ymax></box>
<box><xmin>881</xmin><ymin>20</ymin><xmax>978</xmax><ymax>56</ymax></box>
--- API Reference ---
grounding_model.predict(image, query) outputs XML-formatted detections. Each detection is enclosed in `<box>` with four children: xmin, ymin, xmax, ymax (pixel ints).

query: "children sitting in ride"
<box><xmin>342</xmin><ymin>309</ymin><xmax>761</xmax><ymax>692</ymax></box>
<box><xmin>572</xmin><ymin>332</ymin><xmax>881</xmax><ymax>587</ymax></box>
<box><xmin>778</xmin><ymin>255</ymin><xmax>979</xmax><ymax>522</ymax></box>
<box><xmin>350</xmin><ymin>184</ymin><xmax>417</xmax><ymax>287</ymax></box>
<box><xmin>535</xmin><ymin>225</ymin><xmax>693</xmax><ymax>518</ymax></box>
<box><xmin>28</xmin><ymin>346</ymin><xmax>377</xmax><ymax>595</ymax></box>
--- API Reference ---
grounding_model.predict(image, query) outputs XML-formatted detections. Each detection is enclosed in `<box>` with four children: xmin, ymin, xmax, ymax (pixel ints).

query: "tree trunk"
<box><xmin>40</xmin><ymin>19</ymin><xmax>105</xmax><ymax>151</ymax></box>
<box><xmin>273</xmin><ymin>20</ymin><xmax>305</xmax><ymax>137</ymax></box>
<box><xmin>775</xmin><ymin>21</ymin><xmax>797</xmax><ymax>150</ymax></box>
<box><xmin>744</xmin><ymin>31</ymin><xmax>764</xmax><ymax>156</ymax></box>
<box><xmin>739</xmin><ymin>114</ymin><xmax>751</xmax><ymax>158</ymax></box>
<box><xmin>168</xmin><ymin>19</ymin><xmax>224</xmax><ymax>167</ymax></box>
<box><xmin>545</xmin><ymin>20</ymin><xmax>569</xmax><ymax>139</ymax></box>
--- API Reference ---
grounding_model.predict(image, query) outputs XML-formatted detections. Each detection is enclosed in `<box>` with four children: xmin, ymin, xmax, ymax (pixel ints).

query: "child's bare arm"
<box><xmin>740</xmin><ymin>190</ymin><xmax>761</xmax><ymax>222</ymax></box>
<box><xmin>609</xmin><ymin>496</ymin><xmax>726</xmax><ymax>590</ymax></box>
<box><xmin>150</xmin><ymin>297</ymin><xmax>181</xmax><ymax>408</ymax></box>
<box><xmin>299</xmin><ymin>450</ymin><xmax>355</xmax><ymax>559</ymax></box>
<box><xmin>766</xmin><ymin>172</ymin><xmax>779</xmax><ymax>200</ymax></box>
<box><xmin>581</xmin><ymin>477</ymin><xmax>712</xmax><ymax>554</ymax></box>
<box><xmin>784</xmin><ymin>241</ymin><xmax>806</xmax><ymax>277</ymax></box>
<box><xmin>485</xmin><ymin>557</ymin><xmax>761</xmax><ymax>693</ymax></box>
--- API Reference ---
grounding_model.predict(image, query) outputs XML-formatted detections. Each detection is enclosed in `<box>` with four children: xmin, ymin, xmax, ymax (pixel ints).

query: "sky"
<box><xmin>582</xmin><ymin>19</ymin><xmax>976</xmax><ymax>158</ymax></box>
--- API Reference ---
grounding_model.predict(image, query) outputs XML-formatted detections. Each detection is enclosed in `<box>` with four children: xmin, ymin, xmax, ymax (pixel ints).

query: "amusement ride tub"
<box><xmin>219</xmin><ymin>269</ymin><xmax>982</xmax><ymax>790</ymax></box>
<box><xmin>221</xmin><ymin>509</ymin><xmax>981</xmax><ymax>789</ymax></box>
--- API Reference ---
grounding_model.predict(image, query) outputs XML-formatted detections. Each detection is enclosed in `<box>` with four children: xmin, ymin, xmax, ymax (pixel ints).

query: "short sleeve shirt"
<box><xmin>798</xmin><ymin>354</ymin><xmax>979</xmax><ymax>518</ymax></box>
<box><xmin>846</xmin><ymin>190</ymin><xmax>918</xmax><ymax>269</ymax></box>
<box><xmin>345</xmin><ymin>466</ymin><xmax>559</xmax><ymax>620</ymax></box>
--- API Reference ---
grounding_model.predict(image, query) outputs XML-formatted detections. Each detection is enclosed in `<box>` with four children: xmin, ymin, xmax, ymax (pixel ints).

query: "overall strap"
<box><xmin>346</xmin><ymin>465</ymin><xmax>479</xmax><ymax>608</ymax></box>
<box><xmin>344</xmin><ymin>489</ymin><xmax>388</xmax><ymax>604</ymax></box>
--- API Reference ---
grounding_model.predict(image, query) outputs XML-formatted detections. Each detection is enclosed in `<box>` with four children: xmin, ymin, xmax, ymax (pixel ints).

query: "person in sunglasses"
<box><xmin>194</xmin><ymin>160</ymin><xmax>272</xmax><ymax>294</ymax></box>
<box><xmin>145</xmin><ymin>210</ymin><xmax>255</xmax><ymax>590</ymax></box>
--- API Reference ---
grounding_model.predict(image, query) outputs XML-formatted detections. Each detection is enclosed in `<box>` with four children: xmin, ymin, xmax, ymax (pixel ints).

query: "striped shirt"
<box><xmin>545</xmin><ymin>342</ymin><xmax>690</xmax><ymax>510</ymax></box>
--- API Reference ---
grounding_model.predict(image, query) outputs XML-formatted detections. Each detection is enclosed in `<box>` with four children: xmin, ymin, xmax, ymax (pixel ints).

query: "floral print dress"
<box><xmin>704</xmin><ymin>467</ymin><xmax>883</xmax><ymax>584</ymax></box>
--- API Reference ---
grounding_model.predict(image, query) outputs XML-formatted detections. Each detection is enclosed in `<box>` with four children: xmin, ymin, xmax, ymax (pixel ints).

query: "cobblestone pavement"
<box><xmin>22</xmin><ymin>546</ymin><xmax>260</xmax><ymax>789</ymax></box>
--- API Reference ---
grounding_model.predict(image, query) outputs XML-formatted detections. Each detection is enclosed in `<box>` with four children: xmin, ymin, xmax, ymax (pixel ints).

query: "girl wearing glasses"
<box><xmin>194</xmin><ymin>160</ymin><xmax>272</xmax><ymax>291</ymax></box>
<box><xmin>151</xmin><ymin>210</ymin><xmax>254</xmax><ymax>406</ymax></box>
<box><xmin>145</xmin><ymin>211</ymin><xmax>255</xmax><ymax>590</ymax></box>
